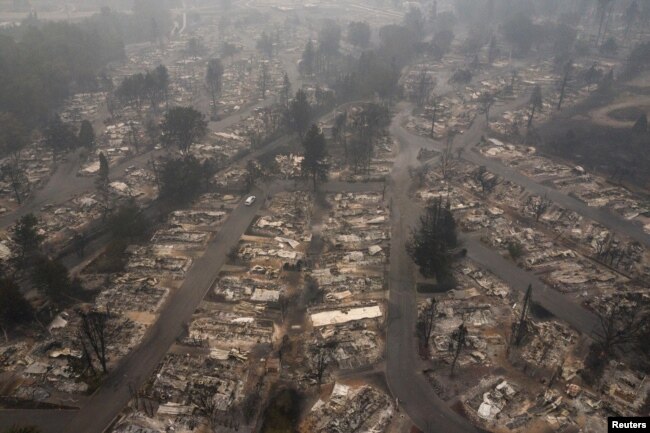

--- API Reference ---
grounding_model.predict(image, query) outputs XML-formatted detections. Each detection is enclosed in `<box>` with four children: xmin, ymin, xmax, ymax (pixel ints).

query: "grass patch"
<box><xmin>607</xmin><ymin>106</ymin><xmax>647</xmax><ymax>121</ymax></box>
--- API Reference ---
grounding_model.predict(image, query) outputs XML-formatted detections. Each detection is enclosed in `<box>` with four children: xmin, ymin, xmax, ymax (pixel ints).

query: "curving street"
<box><xmin>385</xmin><ymin>96</ymin><xmax>607</xmax><ymax>432</ymax></box>
<box><xmin>385</xmin><ymin>110</ymin><xmax>482</xmax><ymax>433</ymax></box>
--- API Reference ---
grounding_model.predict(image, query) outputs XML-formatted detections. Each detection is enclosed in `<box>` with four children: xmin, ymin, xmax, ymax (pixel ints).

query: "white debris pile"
<box><xmin>310</xmin><ymin>305</ymin><xmax>382</xmax><ymax>327</ymax></box>
<box><xmin>518</xmin><ymin>320</ymin><xmax>577</xmax><ymax>369</ymax></box>
<box><xmin>252</xmin><ymin>191</ymin><xmax>313</xmax><ymax>240</ymax></box>
<box><xmin>301</xmin><ymin>383</ymin><xmax>394</xmax><ymax>433</ymax></box>
<box><xmin>187</xmin><ymin>308</ymin><xmax>273</xmax><ymax>349</ymax></box>
<box><xmin>0</xmin><ymin>141</ymin><xmax>54</xmax><ymax>209</ymax></box>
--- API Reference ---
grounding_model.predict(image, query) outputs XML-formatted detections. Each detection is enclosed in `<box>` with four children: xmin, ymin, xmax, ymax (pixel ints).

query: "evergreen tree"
<box><xmin>96</xmin><ymin>152</ymin><xmax>111</xmax><ymax>218</ymax></box>
<box><xmin>33</xmin><ymin>257</ymin><xmax>80</xmax><ymax>302</ymax></box>
<box><xmin>78</xmin><ymin>120</ymin><xmax>95</xmax><ymax>149</ymax></box>
<box><xmin>12</xmin><ymin>214</ymin><xmax>43</xmax><ymax>267</ymax></box>
<box><xmin>527</xmin><ymin>85</ymin><xmax>543</xmax><ymax>130</ymax></box>
<box><xmin>0</xmin><ymin>276</ymin><xmax>33</xmax><ymax>335</ymax></box>
<box><xmin>300</xmin><ymin>40</ymin><xmax>315</xmax><ymax>76</ymax></box>
<box><xmin>288</xmin><ymin>90</ymin><xmax>311</xmax><ymax>138</ymax></box>
<box><xmin>301</xmin><ymin>125</ymin><xmax>329</xmax><ymax>189</ymax></box>
<box><xmin>160</xmin><ymin>107</ymin><xmax>208</xmax><ymax>155</ymax></box>
<box><xmin>45</xmin><ymin>116</ymin><xmax>77</xmax><ymax>160</ymax></box>
<box><xmin>206</xmin><ymin>59</ymin><xmax>224</xmax><ymax>114</ymax></box>
<box><xmin>280</xmin><ymin>73</ymin><xmax>291</xmax><ymax>108</ymax></box>
<box><xmin>406</xmin><ymin>198</ymin><xmax>458</xmax><ymax>281</ymax></box>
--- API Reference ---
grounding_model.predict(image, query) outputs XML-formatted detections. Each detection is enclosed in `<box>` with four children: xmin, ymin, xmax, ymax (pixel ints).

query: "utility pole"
<box><xmin>512</xmin><ymin>284</ymin><xmax>532</xmax><ymax>347</ymax></box>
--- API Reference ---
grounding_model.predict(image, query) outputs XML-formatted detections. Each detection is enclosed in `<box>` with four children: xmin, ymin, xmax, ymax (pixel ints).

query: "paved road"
<box><xmin>0</xmin><ymin>97</ymin><xmax>281</xmax><ymax>232</ymax></box>
<box><xmin>391</xmin><ymin>105</ymin><xmax>650</xmax><ymax>249</ymax></box>
<box><xmin>390</xmin><ymin>101</ymin><xmax>603</xmax><ymax>337</ymax></box>
<box><xmin>462</xmin><ymin>235</ymin><xmax>599</xmax><ymax>336</ymax></box>
<box><xmin>0</xmin><ymin>174</ymin><xmax>385</xmax><ymax>433</ymax></box>
<box><xmin>385</xmin><ymin>106</ymin><xmax>482</xmax><ymax>433</ymax></box>
<box><xmin>62</xmin><ymin>186</ymin><xmax>268</xmax><ymax>433</ymax></box>
<box><xmin>58</xmin><ymin>178</ymin><xmax>383</xmax><ymax>433</ymax></box>
<box><xmin>1</xmin><ymin>58</ymin><xmax>621</xmax><ymax>433</ymax></box>
<box><xmin>0</xmin><ymin>31</ymin><xmax>304</xmax><ymax>232</ymax></box>
<box><xmin>385</xmin><ymin>101</ymin><xmax>602</xmax><ymax>433</ymax></box>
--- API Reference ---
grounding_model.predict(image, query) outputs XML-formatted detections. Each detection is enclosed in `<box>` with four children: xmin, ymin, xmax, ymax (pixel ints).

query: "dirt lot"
<box><xmin>539</xmin><ymin>86</ymin><xmax>650</xmax><ymax>190</ymax></box>
<box><xmin>589</xmin><ymin>95</ymin><xmax>650</xmax><ymax>128</ymax></box>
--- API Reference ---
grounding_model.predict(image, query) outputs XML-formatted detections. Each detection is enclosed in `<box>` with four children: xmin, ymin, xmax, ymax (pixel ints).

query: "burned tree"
<box><xmin>245</xmin><ymin>160</ymin><xmax>262</xmax><ymax>192</ymax></box>
<box><xmin>96</xmin><ymin>152</ymin><xmax>111</xmax><ymax>219</ymax></box>
<box><xmin>585</xmin><ymin>298</ymin><xmax>648</xmax><ymax>382</ymax></box>
<box><xmin>526</xmin><ymin>193</ymin><xmax>551</xmax><ymax>222</ymax></box>
<box><xmin>206</xmin><ymin>58</ymin><xmax>224</xmax><ymax>116</ymax></box>
<box><xmin>474</xmin><ymin>165</ymin><xmax>498</xmax><ymax>194</ymax></box>
<box><xmin>311</xmin><ymin>341</ymin><xmax>337</xmax><ymax>387</ymax></box>
<box><xmin>410</xmin><ymin>164</ymin><xmax>431</xmax><ymax>189</ymax></box>
<box><xmin>331</xmin><ymin>111</ymin><xmax>348</xmax><ymax>160</ymax></box>
<box><xmin>348</xmin><ymin>135</ymin><xmax>373</xmax><ymax>175</ymax></box>
<box><xmin>78</xmin><ymin>308</ymin><xmax>111</xmax><ymax>374</ymax></box>
<box><xmin>259</xmin><ymin>62</ymin><xmax>270</xmax><ymax>99</ymax></box>
<box><xmin>126</xmin><ymin>121</ymin><xmax>140</xmax><ymax>153</ymax></box>
<box><xmin>527</xmin><ymin>85</ymin><xmax>543</xmax><ymax>130</ymax></box>
<box><xmin>279</xmin><ymin>293</ymin><xmax>297</xmax><ymax>323</ymax></box>
<box><xmin>450</xmin><ymin>322</ymin><xmax>467</xmax><ymax>377</ymax></box>
<box><xmin>593</xmin><ymin>299</ymin><xmax>647</xmax><ymax>362</ymax></box>
<box><xmin>429</xmin><ymin>96</ymin><xmax>439</xmax><ymax>138</ymax></box>
<box><xmin>191</xmin><ymin>386</ymin><xmax>220</xmax><ymax>428</ymax></box>
<box><xmin>413</xmin><ymin>69</ymin><xmax>434</xmax><ymax>107</ymax></box>
<box><xmin>439</xmin><ymin>130</ymin><xmax>457</xmax><ymax>180</ymax></box>
<box><xmin>557</xmin><ymin>60</ymin><xmax>573</xmax><ymax>111</ymax></box>
<box><xmin>77</xmin><ymin>327</ymin><xmax>96</xmax><ymax>376</ymax></box>
<box><xmin>595</xmin><ymin>0</ymin><xmax>613</xmax><ymax>46</ymax></box>
<box><xmin>487</xmin><ymin>36</ymin><xmax>498</xmax><ymax>65</ymax></box>
<box><xmin>511</xmin><ymin>284</ymin><xmax>532</xmax><ymax>348</ymax></box>
<box><xmin>1</xmin><ymin>162</ymin><xmax>27</xmax><ymax>206</ymax></box>
<box><xmin>280</xmin><ymin>73</ymin><xmax>291</xmax><ymax>108</ymax></box>
<box><xmin>12</xmin><ymin>214</ymin><xmax>43</xmax><ymax>267</ymax></box>
<box><xmin>478</xmin><ymin>91</ymin><xmax>496</xmax><ymax>123</ymax></box>
<box><xmin>0</xmin><ymin>114</ymin><xmax>29</xmax><ymax>205</ymax></box>
<box><xmin>418</xmin><ymin>298</ymin><xmax>437</xmax><ymax>349</ymax></box>
<box><xmin>508</xmin><ymin>69</ymin><xmax>518</xmax><ymax>94</ymax></box>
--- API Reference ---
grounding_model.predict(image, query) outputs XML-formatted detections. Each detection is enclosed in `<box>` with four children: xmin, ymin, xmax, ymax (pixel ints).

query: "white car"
<box><xmin>244</xmin><ymin>195</ymin><xmax>256</xmax><ymax>206</ymax></box>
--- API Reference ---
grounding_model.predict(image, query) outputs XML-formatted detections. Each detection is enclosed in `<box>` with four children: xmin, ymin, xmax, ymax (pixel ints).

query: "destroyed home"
<box><xmin>2</xmin><ymin>2</ymin><xmax>650</xmax><ymax>433</ymax></box>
